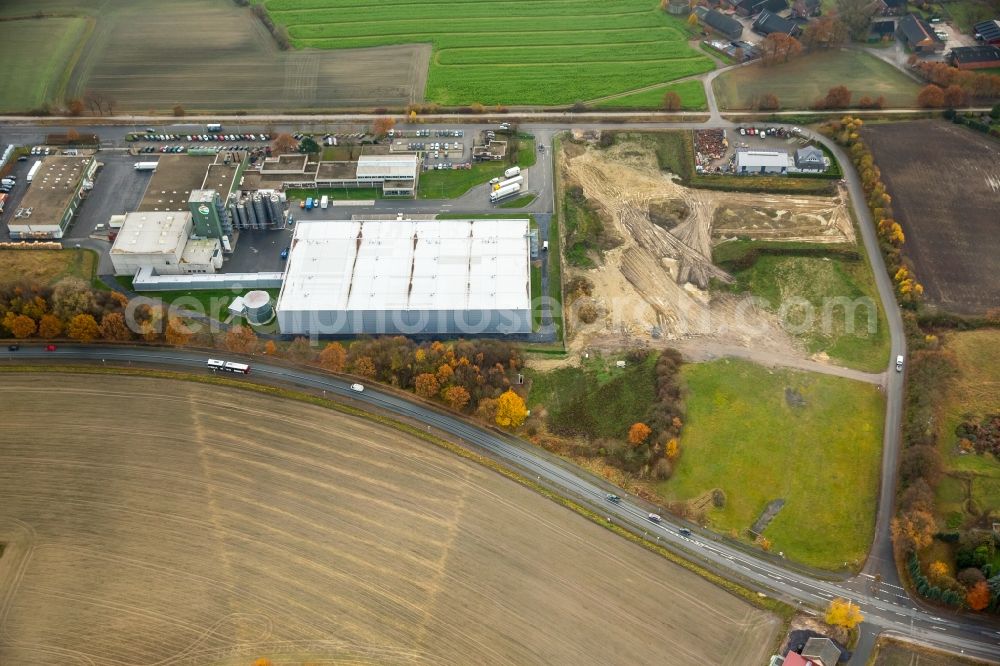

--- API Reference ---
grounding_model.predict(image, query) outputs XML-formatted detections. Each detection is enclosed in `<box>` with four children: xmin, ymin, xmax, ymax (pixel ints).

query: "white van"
<box><xmin>895</xmin><ymin>355</ymin><xmax>904</xmax><ymax>372</ymax></box>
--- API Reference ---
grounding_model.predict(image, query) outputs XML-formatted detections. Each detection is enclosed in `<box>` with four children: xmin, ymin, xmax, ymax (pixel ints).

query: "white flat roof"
<box><xmin>356</xmin><ymin>154</ymin><xmax>418</xmax><ymax>179</ymax></box>
<box><xmin>736</xmin><ymin>150</ymin><xmax>789</xmax><ymax>168</ymax></box>
<box><xmin>278</xmin><ymin>218</ymin><xmax>531</xmax><ymax>313</ymax></box>
<box><xmin>110</xmin><ymin>211</ymin><xmax>190</xmax><ymax>255</ymax></box>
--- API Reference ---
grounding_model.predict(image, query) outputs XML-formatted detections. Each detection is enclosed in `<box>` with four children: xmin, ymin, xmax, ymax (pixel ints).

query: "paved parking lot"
<box><xmin>0</xmin><ymin>157</ymin><xmax>34</xmax><ymax>241</ymax></box>
<box><xmin>66</xmin><ymin>153</ymin><xmax>150</xmax><ymax>240</ymax></box>
<box><xmin>223</xmin><ymin>228</ymin><xmax>294</xmax><ymax>274</ymax></box>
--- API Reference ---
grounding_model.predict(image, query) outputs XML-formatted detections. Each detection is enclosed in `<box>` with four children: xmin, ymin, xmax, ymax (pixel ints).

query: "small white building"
<box><xmin>736</xmin><ymin>149</ymin><xmax>790</xmax><ymax>174</ymax></box>
<box><xmin>356</xmin><ymin>154</ymin><xmax>419</xmax><ymax>196</ymax></box>
<box><xmin>110</xmin><ymin>211</ymin><xmax>222</xmax><ymax>276</ymax></box>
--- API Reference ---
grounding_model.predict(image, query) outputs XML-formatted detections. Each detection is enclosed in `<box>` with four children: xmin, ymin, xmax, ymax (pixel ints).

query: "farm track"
<box><xmin>0</xmin><ymin>375</ymin><xmax>780</xmax><ymax>666</ymax></box>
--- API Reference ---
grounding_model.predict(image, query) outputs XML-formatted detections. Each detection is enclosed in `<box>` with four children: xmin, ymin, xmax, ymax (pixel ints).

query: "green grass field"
<box><xmin>419</xmin><ymin>139</ymin><xmax>535</xmax><ymax>198</ymax></box>
<box><xmin>0</xmin><ymin>17</ymin><xmax>90</xmax><ymax>112</ymax></box>
<box><xmin>264</xmin><ymin>0</ymin><xmax>714</xmax><ymax>105</ymax></box>
<box><xmin>937</xmin><ymin>330</ymin><xmax>1000</xmax><ymax>517</ymax></box>
<box><xmin>663</xmin><ymin>359</ymin><xmax>884</xmax><ymax>569</ymax></box>
<box><xmin>499</xmin><ymin>193</ymin><xmax>538</xmax><ymax>208</ymax></box>
<box><xmin>594</xmin><ymin>80</ymin><xmax>708</xmax><ymax>110</ymax></box>
<box><xmin>713</xmin><ymin>50</ymin><xmax>922</xmax><ymax>110</ymax></box>
<box><xmin>527</xmin><ymin>353</ymin><xmax>658</xmax><ymax>439</ymax></box>
<box><xmin>285</xmin><ymin>187</ymin><xmax>384</xmax><ymax>201</ymax></box>
<box><xmin>720</xmin><ymin>251</ymin><xmax>890</xmax><ymax>371</ymax></box>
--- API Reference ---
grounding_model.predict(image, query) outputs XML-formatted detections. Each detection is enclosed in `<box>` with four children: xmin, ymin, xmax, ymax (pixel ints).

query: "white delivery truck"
<box><xmin>320</xmin><ymin>195</ymin><xmax>329</xmax><ymax>209</ymax></box>
<box><xmin>133</xmin><ymin>161</ymin><xmax>158</xmax><ymax>171</ymax></box>
<box><xmin>26</xmin><ymin>160</ymin><xmax>42</xmax><ymax>183</ymax></box>
<box><xmin>206</xmin><ymin>123</ymin><xmax>222</xmax><ymax>132</ymax></box>
<box><xmin>504</xmin><ymin>166</ymin><xmax>521</xmax><ymax>178</ymax></box>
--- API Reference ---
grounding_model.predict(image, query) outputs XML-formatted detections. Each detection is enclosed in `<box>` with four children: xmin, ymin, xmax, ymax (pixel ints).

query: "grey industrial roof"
<box><xmin>277</xmin><ymin>218</ymin><xmax>531</xmax><ymax>313</ymax></box>
<box><xmin>898</xmin><ymin>14</ymin><xmax>942</xmax><ymax>46</ymax></box>
<box><xmin>950</xmin><ymin>44</ymin><xmax>1000</xmax><ymax>65</ymax></box>
<box><xmin>974</xmin><ymin>19</ymin><xmax>1000</xmax><ymax>41</ymax></box>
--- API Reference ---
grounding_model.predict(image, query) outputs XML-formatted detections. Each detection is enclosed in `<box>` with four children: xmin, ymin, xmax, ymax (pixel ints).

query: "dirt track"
<box><xmin>0</xmin><ymin>374</ymin><xmax>779</xmax><ymax>665</ymax></box>
<box><xmin>559</xmin><ymin>137</ymin><xmax>854</xmax><ymax>358</ymax></box>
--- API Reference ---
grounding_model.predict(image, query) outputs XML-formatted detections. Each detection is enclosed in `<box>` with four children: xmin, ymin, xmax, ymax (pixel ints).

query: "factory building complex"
<box><xmin>7</xmin><ymin>155</ymin><xmax>98</xmax><ymax>239</ymax></box>
<box><xmin>276</xmin><ymin>218</ymin><xmax>532</xmax><ymax>336</ymax></box>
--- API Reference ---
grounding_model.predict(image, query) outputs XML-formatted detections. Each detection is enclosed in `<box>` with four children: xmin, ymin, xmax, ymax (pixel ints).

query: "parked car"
<box><xmin>280</xmin><ymin>247</ymin><xmax>289</xmax><ymax>259</ymax></box>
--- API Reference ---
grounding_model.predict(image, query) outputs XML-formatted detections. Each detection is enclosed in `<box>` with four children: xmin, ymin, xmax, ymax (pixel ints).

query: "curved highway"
<box><xmin>7</xmin><ymin>345</ymin><xmax>999</xmax><ymax>662</ymax></box>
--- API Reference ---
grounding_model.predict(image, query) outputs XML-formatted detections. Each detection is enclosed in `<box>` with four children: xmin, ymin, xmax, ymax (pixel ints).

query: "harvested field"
<box><xmin>862</xmin><ymin>120</ymin><xmax>1000</xmax><ymax>315</ymax></box>
<box><xmin>0</xmin><ymin>374</ymin><xmax>781</xmax><ymax>665</ymax></box>
<box><xmin>266</xmin><ymin>0</ymin><xmax>713</xmax><ymax>105</ymax></box>
<box><xmin>873</xmin><ymin>638</ymin><xmax>993</xmax><ymax>665</ymax></box>
<box><xmin>0</xmin><ymin>0</ymin><xmax>427</xmax><ymax>113</ymax></box>
<box><xmin>558</xmin><ymin>134</ymin><xmax>854</xmax><ymax>358</ymax></box>
<box><xmin>0</xmin><ymin>249</ymin><xmax>95</xmax><ymax>286</ymax></box>
<box><xmin>0</xmin><ymin>16</ymin><xmax>89</xmax><ymax>113</ymax></box>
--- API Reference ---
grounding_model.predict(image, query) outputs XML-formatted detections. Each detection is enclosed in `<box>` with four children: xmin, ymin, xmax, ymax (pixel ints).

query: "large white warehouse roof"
<box><xmin>356</xmin><ymin>154</ymin><xmax>418</xmax><ymax>180</ymax></box>
<box><xmin>278</xmin><ymin>218</ymin><xmax>531</xmax><ymax>314</ymax></box>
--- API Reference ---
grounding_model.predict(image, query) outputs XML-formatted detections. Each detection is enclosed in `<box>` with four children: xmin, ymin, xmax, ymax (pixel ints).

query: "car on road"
<box><xmin>8</xmin><ymin>344</ymin><xmax>19</xmax><ymax>351</ymax></box>
<box><xmin>678</xmin><ymin>528</ymin><xmax>692</xmax><ymax>537</ymax></box>
<box><xmin>350</xmin><ymin>383</ymin><xmax>364</xmax><ymax>392</ymax></box>
<box><xmin>896</xmin><ymin>355</ymin><xmax>904</xmax><ymax>372</ymax></box>
<box><xmin>648</xmin><ymin>513</ymin><xmax>662</xmax><ymax>523</ymax></box>
<box><xmin>45</xmin><ymin>344</ymin><xmax>57</xmax><ymax>351</ymax></box>
<box><xmin>606</xmin><ymin>494</ymin><xmax>620</xmax><ymax>503</ymax></box>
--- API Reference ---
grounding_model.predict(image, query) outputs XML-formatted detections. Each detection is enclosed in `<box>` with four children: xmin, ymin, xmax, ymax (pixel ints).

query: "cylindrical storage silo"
<box><xmin>243</xmin><ymin>290</ymin><xmax>274</xmax><ymax>325</ymax></box>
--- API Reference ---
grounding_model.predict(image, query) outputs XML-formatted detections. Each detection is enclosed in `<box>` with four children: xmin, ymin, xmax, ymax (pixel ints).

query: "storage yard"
<box><xmin>558</xmin><ymin>133</ymin><xmax>855</xmax><ymax>357</ymax></box>
<box><xmin>0</xmin><ymin>374</ymin><xmax>781</xmax><ymax>665</ymax></box>
<box><xmin>265</xmin><ymin>0</ymin><xmax>714</xmax><ymax>105</ymax></box>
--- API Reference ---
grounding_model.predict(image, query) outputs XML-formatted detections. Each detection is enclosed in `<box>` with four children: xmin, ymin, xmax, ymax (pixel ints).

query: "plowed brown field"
<box><xmin>0</xmin><ymin>374</ymin><xmax>779</xmax><ymax>665</ymax></box>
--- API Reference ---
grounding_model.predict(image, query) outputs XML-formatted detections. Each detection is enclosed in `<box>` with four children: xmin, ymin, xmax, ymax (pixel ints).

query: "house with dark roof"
<box><xmin>974</xmin><ymin>19</ymin><xmax>1000</xmax><ymax>45</ymax></box>
<box><xmin>695</xmin><ymin>6</ymin><xmax>745</xmax><ymax>40</ymax></box>
<box><xmin>897</xmin><ymin>13</ymin><xmax>945</xmax><ymax>53</ymax></box>
<box><xmin>870</xmin><ymin>19</ymin><xmax>896</xmax><ymax>42</ymax></box>
<box><xmin>753</xmin><ymin>10</ymin><xmax>802</xmax><ymax>36</ymax></box>
<box><xmin>801</xmin><ymin>637</ymin><xmax>843</xmax><ymax>666</ymax></box>
<box><xmin>790</xmin><ymin>0</ymin><xmax>821</xmax><ymax>19</ymax></box>
<box><xmin>949</xmin><ymin>44</ymin><xmax>1000</xmax><ymax>69</ymax></box>
<box><xmin>794</xmin><ymin>146</ymin><xmax>827</xmax><ymax>171</ymax></box>
<box><xmin>734</xmin><ymin>0</ymin><xmax>789</xmax><ymax>17</ymax></box>
<box><xmin>879</xmin><ymin>0</ymin><xmax>908</xmax><ymax>16</ymax></box>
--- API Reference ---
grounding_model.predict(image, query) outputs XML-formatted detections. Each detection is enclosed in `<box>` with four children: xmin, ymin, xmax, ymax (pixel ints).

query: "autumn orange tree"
<box><xmin>317</xmin><ymin>342</ymin><xmax>347</xmax><ymax>372</ymax></box>
<box><xmin>628</xmin><ymin>422</ymin><xmax>652</xmax><ymax>446</ymax></box>
<box><xmin>662</xmin><ymin>91</ymin><xmax>681</xmax><ymax>112</ymax></box>
<box><xmin>352</xmin><ymin>356</ymin><xmax>376</xmax><ymax>379</ymax></box>
<box><xmin>442</xmin><ymin>385</ymin><xmax>470</xmax><ymax>411</ymax></box>
<box><xmin>891</xmin><ymin>509</ymin><xmax>936</xmax><ymax>552</ymax></box>
<box><xmin>272</xmin><ymin>132</ymin><xmax>299</xmax><ymax>155</ymax></box>
<box><xmin>164</xmin><ymin>317</ymin><xmax>193</xmax><ymax>346</ymax></box>
<box><xmin>966</xmin><ymin>580</ymin><xmax>990</xmax><ymax>611</ymax></box>
<box><xmin>67</xmin><ymin>313</ymin><xmax>99</xmax><ymax>342</ymax></box>
<box><xmin>99</xmin><ymin>312</ymin><xmax>132</xmax><ymax>341</ymax></box>
<box><xmin>372</xmin><ymin>117</ymin><xmax>396</xmax><ymax>137</ymax></box>
<box><xmin>4</xmin><ymin>313</ymin><xmax>36</xmax><ymax>339</ymax></box>
<box><xmin>38</xmin><ymin>313</ymin><xmax>62</xmax><ymax>339</ymax></box>
<box><xmin>414</xmin><ymin>373</ymin><xmax>440</xmax><ymax>399</ymax></box>
<box><xmin>495</xmin><ymin>389</ymin><xmax>527</xmax><ymax>428</ymax></box>
<box><xmin>264</xmin><ymin>340</ymin><xmax>278</xmax><ymax>355</ymax></box>
<box><xmin>917</xmin><ymin>84</ymin><xmax>945</xmax><ymax>108</ymax></box>
<box><xmin>825</xmin><ymin>598</ymin><xmax>863</xmax><ymax>629</ymax></box>
<box><xmin>224</xmin><ymin>325</ymin><xmax>258</xmax><ymax>354</ymax></box>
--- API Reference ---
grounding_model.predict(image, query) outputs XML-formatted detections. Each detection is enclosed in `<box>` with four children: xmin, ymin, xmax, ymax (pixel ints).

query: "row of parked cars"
<box><xmin>130</xmin><ymin>132</ymin><xmax>271</xmax><ymax>142</ymax></box>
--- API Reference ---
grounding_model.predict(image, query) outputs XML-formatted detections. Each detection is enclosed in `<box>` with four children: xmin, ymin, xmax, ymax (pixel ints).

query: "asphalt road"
<box><xmin>6</xmin><ymin>345</ymin><xmax>998</xmax><ymax>663</ymax></box>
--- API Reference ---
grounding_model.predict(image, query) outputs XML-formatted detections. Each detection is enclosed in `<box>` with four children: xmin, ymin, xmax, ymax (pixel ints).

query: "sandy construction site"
<box><xmin>0</xmin><ymin>374</ymin><xmax>780</xmax><ymax>665</ymax></box>
<box><xmin>560</xmin><ymin>135</ymin><xmax>854</xmax><ymax>356</ymax></box>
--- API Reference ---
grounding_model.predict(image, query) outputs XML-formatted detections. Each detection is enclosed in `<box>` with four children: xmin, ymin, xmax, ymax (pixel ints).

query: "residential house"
<box><xmin>949</xmin><ymin>44</ymin><xmax>1000</xmax><ymax>69</ymax></box>
<box><xmin>753</xmin><ymin>10</ymin><xmax>803</xmax><ymax>36</ymax></box>
<box><xmin>780</xmin><ymin>654</ymin><xmax>821</xmax><ymax>666</ymax></box>
<box><xmin>869</xmin><ymin>19</ymin><xmax>896</xmax><ymax>42</ymax></box>
<box><xmin>794</xmin><ymin>146</ymin><xmax>827</xmax><ymax>171</ymax></box>
<box><xmin>801</xmin><ymin>637</ymin><xmax>843</xmax><ymax>666</ymax></box>
<box><xmin>790</xmin><ymin>0</ymin><xmax>821</xmax><ymax>19</ymax></box>
<box><xmin>897</xmin><ymin>13</ymin><xmax>945</xmax><ymax>53</ymax></box>
<box><xmin>734</xmin><ymin>0</ymin><xmax>789</xmax><ymax>18</ymax></box>
<box><xmin>878</xmin><ymin>0</ymin><xmax>908</xmax><ymax>16</ymax></box>
<box><xmin>695</xmin><ymin>6</ymin><xmax>745</xmax><ymax>40</ymax></box>
<box><xmin>974</xmin><ymin>19</ymin><xmax>1000</xmax><ymax>45</ymax></box>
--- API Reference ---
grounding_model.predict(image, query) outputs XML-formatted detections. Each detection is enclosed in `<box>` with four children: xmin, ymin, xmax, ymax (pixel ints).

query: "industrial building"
<box><xmin>736</xmin><ymin>149</ymin><xmax>790</xmax><ymax>174</ymax></box>
<box><xmin>109</xmin><ymin>211</ymin><xmax>222</xmax><ymax>276</ymax></box>
<box><xmin>243</xmin><ymin>149</ymin><xmax>420</xmax><ymax>197</ymax></box>
<box><xmin>8</xmin><ymin>155</ymin><xmax>97</xmax><ymax>239</ymax></box>
<box><xmin>276</xmin><ymin>217</ymin><xmax>532</xmax><ymax>336</ymax></box>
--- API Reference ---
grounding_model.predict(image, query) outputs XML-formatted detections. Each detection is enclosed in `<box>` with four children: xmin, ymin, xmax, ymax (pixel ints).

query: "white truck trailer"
<box><xmin>26</xmin><ymin>160</ymin><xmax>42</xmax><ymax>183</ymax></box>
<box><xmin>504</xmin><ymin>166</ymin><xmax>521</xmax><ymax>178</ymax></box>
<box><xmin>490</xmin><ymin>182</ymin><xmax>521</xmax><ymax>203</ymax></box>
<box><xmin>492</xmin><ymin>174</ymin><xmax>523</xmax><ymax>191</ymax></box>
<box><xmin>320</xmin><ymin>195</ymin><xmax>329</xmax><ymax>209</ymax></box>
<box><xmin>133</xmin><ymin>161</ymin><xmax>159</xmax><ymax>171</ymax></box>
